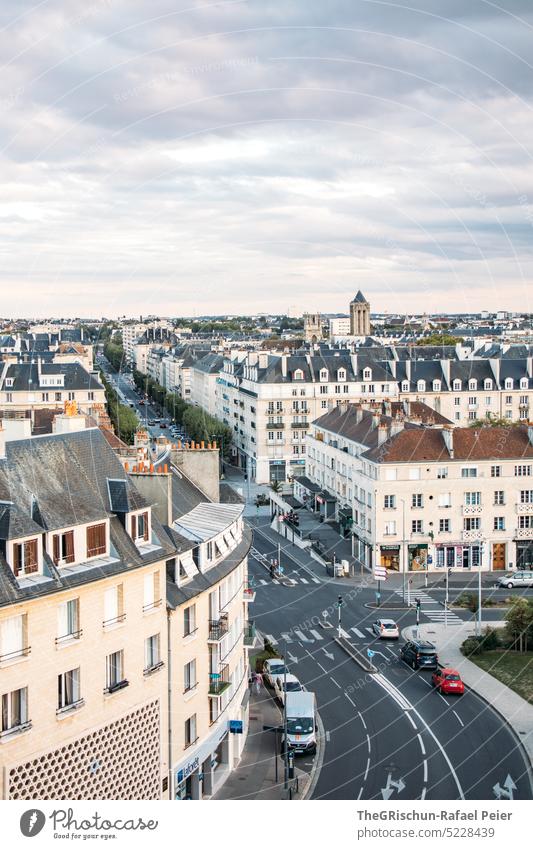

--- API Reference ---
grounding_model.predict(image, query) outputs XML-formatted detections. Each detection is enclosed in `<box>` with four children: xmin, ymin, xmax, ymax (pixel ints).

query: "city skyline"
<box><xmin>2</xmin><ymin>1</ymin><xmax>533</xmax><ymax>315</ymax></box>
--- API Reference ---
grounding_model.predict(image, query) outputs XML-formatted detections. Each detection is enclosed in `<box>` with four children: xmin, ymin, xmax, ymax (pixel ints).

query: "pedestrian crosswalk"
<box><xmin>262</xmin><ymin>624</ymin><xmax>381</xmax><ymax>646</ymax></box>
<box><xmin>251</xmin><ymin>573</ymin><xmax>322</xmax><ymax>588</ymax></box>
<box><xmin>392</xmin><ymin>589</ymin><xmax>463</xmax><ymax>626</ymax></box>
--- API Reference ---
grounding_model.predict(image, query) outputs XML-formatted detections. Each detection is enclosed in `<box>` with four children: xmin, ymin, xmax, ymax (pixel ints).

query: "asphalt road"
<box><xmin>249</xmin><ymin>528</ymin><xmax>533</xmax><ymax>801</ymax></box>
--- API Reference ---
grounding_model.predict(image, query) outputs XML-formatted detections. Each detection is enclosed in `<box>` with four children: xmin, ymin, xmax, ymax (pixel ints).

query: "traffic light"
<box><xmin>338</xmin><ymin>595</ymin><xmax>344</xmax><ymax>607</ymax></box>
<box><xmin>415</xmin><ymin>598</ymin><xmax>421</xmax><ymax>611</ymax></box>
<box><xmin>293</xmin><ymin>512</ymin><xmax>300</xmax><ymax>527</ymax></box>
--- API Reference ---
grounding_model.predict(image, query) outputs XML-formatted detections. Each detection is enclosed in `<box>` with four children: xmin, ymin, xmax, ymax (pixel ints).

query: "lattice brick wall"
<box><xmin>8</xmin><ymin>700</ymin><xmax>161</xmax><ymax>800</ymax></box>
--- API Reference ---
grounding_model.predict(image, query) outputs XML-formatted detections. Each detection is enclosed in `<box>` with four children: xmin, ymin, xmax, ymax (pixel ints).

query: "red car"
<box><xmin>432</xmin><ymin>667</ymin><xmax>464</xmax><ymax>695</ymax></box>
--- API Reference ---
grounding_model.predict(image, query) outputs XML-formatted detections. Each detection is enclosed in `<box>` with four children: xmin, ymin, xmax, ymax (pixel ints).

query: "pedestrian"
<box><xmin>254</xmin><ymin>672</ymin><xmax>263</xmax><ymax>694</ymax></box>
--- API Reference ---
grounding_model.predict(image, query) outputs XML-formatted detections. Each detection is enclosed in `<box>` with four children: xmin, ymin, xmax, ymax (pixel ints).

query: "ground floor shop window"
<box><xmin>408</xmin><ymin>544</ymin><xmax>427</xmax><ymax>571</ymax></box>
<box><xmin>380</xmin><ymin>546</ymin><xmax>400</xmax><ymax>571</ymax></box>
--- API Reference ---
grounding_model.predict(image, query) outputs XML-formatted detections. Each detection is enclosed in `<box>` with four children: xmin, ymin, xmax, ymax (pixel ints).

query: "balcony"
<box><xmin>516</xmin><ymin>527</ymin><xmax>533</xmax><ymax>539</ymax></box>
<box><xmin>208</xmin><ymin>614</ymin><xmax>229</xmax><ymax>642</ymax></box>
<box><xmin>243</xmin><ymin>621</ymin><xmax>256</xmax><ymax>648</ymax></box>
<box><xmin>243</xmin><ymin>583</ymin><xmax>256</xmax><ymax>603</ymax></box>
<box><xmin>267</xmin><ymin>420</ymin><xmax>285</xmax><ymax>428</ymax></box>
<box><xmin>462</xmin><ymin>504</ymin><xmax>482</xmax><ymax>516</ymax></box>
<box><xmin>291</xmin><ymin>422</ymin><xmax>309</xmax><ymax>429</ymax></box>
<box><xmin>208</xmin><ymin>663</ymin><xmax>230</xmax><ymax>697</ymax></box>
<box><xmin>0</xmin><ymin>645</ymin><xmax>31</xmax><ymax>664</ymax></box>
<box><xmin>516</xmin><ymin>503</ymin><xmax>533</xmax><ymax>515</ymax></box>
<box><xmin>462</xmin><ymin>530</ymin><xmax>483</xmax><ymax>541</ymax></box>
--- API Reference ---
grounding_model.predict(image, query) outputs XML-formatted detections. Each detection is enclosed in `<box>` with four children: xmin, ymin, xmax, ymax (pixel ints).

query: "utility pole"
<box><xmin>283</xmin><ymin>641</ymin><xmax>289</xmax><ymax>794</ymax></box>
<box><xmin>415</xmin><ymin>597</ymin><xmax>421</xmax><ymax>639</ymax></box>
<box><xmin>445</xmin><ymin>567</ymin><xmax>450</xmax><ymax>628</ymax></box>
<box><xmin>337</xmin><ymin>595</ymin><xmax>343</xmax><ymax>638</ymax></box>
<box><xmin>477</xmin><ymin>542</ymin><xmax>484</xmax><ymax>637</ymax></box>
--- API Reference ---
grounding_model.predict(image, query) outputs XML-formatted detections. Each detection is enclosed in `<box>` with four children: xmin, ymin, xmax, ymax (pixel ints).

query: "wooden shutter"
<box><xmin>86</xmin><ymin>525</ymin><xmax>95</xmax><ymax>557</ymax></box>
<box><xmin>143</xmin><ymin>512</ymin><xmax>149</xmax><ymax>541</ymax></box>
<box><xmin>131</xmin><ymin>514</ymin><xmax>137</xmax><ymax>541</ymax></box>
<box><xmin>13</xmin><ymin>544</ymin><xmax>22</xmax><ymax>577</ymax></box>
<box><xmin>24</xmin><ymin>539</ymin><xmax>38</xmax><ymax>574</ymax></box>
<box><xmin>53</xmin><ymin>535</ymin><xmax>60</xmax><ymax>565</ymax></box>
<box><xmin>64</xmin><ymin>531</ymin><xmax>74</xmax><ymax>564</ymax></box>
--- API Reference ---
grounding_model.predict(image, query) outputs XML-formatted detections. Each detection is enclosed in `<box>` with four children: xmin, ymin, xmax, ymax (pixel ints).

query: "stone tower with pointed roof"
<box><xmin>349</xmin><ymin>290</ymin><xmax>371</xmax><ymax>336</ymax></box>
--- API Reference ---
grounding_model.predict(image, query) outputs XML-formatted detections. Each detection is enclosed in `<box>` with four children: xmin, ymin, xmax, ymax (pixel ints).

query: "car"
<box><xmin>400</xmin><ymin>639</ymin><xmax>438</xmax><ymax>670</ymax></box>
<box><xmin>495</xmin><ymin>571</ymin><xmax>533</xmax><ymax>589</ymax></box>
<box><xmin>274</xmin><ymin>674</ymin><xmax>303</xmax><ymax>705</ymax></box>
<box><xmin>262</xmin><ymin>658</ymin><xmax>288</xmax><ymax>688</ymax></box>
<box><xmin>432</xmin><ymin>667</ymin><xmax>464</xmax><ymax>695</ymax></box>
<box><xmin>372</xmin><ymin>618</ymin><xmax>399</xmax><ymax>639</ymax></box>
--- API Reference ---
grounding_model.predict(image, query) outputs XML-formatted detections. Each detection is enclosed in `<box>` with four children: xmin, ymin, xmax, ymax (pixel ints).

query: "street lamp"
<box><xmin>399</xmin><ymin>498</ymin><xmax>407</xmax><ymax>603</ymax></box>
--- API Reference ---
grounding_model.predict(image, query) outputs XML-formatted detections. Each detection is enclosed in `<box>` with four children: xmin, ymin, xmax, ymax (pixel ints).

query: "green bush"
<box><xmin>479</xmin><ymin>627</ymin><xmax>500</xmax><ymax>650</ymax></box>
<box><xmin>461</xmin><ymin>636</ymin><xmax>484</xmax><ymax>657</ymax></box>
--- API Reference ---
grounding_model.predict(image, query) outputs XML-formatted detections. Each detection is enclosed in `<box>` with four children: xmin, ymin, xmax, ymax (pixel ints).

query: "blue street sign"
<box><xmin>367</xmin><ymin>649</ymin><xmax>375</xmax><ymax>659</ymax></box>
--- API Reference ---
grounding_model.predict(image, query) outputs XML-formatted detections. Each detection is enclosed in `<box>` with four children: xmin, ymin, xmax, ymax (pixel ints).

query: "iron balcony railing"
<box><xmin>208</xmin><ymin>663</ymin><xmax>230</xmax><ymax>697</ymax></box>
<box><xmin>0</xmin><ymin>645</ymin><xmax>31</xmax><ymax>663</ymax></box>
<box><xmin>208</xmin><ymin>615</ymin><xmax>229</xmax><ymax>642</ymax></box>
<box><xmin>243</xmin><ymin>621</ymin><xmax>256</xmax><ymax>647</ymax></box>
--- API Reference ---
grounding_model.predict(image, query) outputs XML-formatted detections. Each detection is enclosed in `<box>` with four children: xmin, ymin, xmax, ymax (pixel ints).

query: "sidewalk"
<box><xmin>403</xmin><ymin>620</ymin><xmax>533</xmax><ymax>766</ymax></box>
<box><xmin>214</xmin><ymin>684</ymin><xmax>314</xmax><ymax>800</ymax></box>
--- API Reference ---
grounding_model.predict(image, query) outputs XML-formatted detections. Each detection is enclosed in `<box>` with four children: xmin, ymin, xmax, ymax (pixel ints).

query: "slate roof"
<box><xmin>363</xmin><ymin>425</ymin><xmax>533</xmax><ymax>464</ymax></box>
<box><xmin>351</xmin><ymin>290</ymin><xmax>368</xmax><ymax>304</ymax></box>
<box><xmin>2</xmin><ymin>362</ymin><xmax>103</xmax><ymax>392</ymax></box>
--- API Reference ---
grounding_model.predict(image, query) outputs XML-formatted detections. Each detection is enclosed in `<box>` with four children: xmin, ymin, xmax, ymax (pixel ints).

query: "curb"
<box><xmin>302</xmin><ymin>708</ymin><xmax>325</xmax><ymax>800</ymax></box>
<box><xmin>333</xmin><ymin>634</ymin><xmax>377</xmax><ymax>674</ymax></box>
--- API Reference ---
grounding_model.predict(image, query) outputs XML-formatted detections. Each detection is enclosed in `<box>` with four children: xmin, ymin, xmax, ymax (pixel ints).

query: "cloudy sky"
<box><xmin>1</xmin><ymin>0</ymin><xmax>533</xmax><ymax>317</ymax></box>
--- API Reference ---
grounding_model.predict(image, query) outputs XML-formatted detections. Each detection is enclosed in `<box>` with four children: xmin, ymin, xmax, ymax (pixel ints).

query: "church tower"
<box><xmin>303</xmin><ymin>312</ymin><xmax>323</xmax><ymax>343</ymax></box>
<box><xmin>349</xmin><ymin>290</ymin><xmax>371</xmax><ymax>336</ymax></box>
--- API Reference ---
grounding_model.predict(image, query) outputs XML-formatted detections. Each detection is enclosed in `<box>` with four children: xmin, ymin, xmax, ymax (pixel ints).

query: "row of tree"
<box><xmin>132</xmin><ymin>370</ymin><xmax>233</xmax><ymax>458</ymax></box>
<box><xmin>103</xmin><ymin>335</ymin><xmax>125</xmax><ymax>372</ymax></box>
<box><xmin>99</xmin><ymin>372</ymin><xmax>138</xmax><ymax>445</ymax></box>
<box><xmin>462</xmin><ymin>596</ymin><xmax>533</xmax><ymax>655</ymax></box>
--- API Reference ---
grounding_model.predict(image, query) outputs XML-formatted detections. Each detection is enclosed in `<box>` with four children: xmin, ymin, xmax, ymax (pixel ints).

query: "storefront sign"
<box><xmin>229</xmin><ymin>720</ymin><xmax>243</xmax><ymax>734</ymax></box>
<box><xmin>177</xmin><ymin>757</ymin><xmax>200</xmax><ymax>785</ymax></box>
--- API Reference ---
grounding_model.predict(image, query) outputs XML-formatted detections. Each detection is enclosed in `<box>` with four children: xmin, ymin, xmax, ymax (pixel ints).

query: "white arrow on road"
<box><xmin>381</xmin><ymin>773</ymin><xmax>406</xmax><ymax>800</ymax></box>
<box><xmin>322</xmin><ymin>647</ymin><xmax>335</xmax><ymax>661</ymax></box>
<box><xmin>288</xmin><ymin>652</ymin><xmax>299</xmax><ymax>665</ymax></box>
<box><xmin>493</xmin><ymin>774</ymin><xmax>517</xmax><ymax>800</ymax></box>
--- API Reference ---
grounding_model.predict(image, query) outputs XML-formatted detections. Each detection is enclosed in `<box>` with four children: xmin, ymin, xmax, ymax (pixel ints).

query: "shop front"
<box><xmin>338</xmin><ymin>506</ymin><xmax>353</xmax><ymax>539</ymax></box>
<box><xmin>435</xmin><ymin>544</ymin><xmax>482</xmax><ymax>569</ymax></box>
<box><xmin>516</xmin><ymin>541</ymin><xmax>533</xmax><ymax>569</ymax></box>
<box><xmin>174</xmin><ymin>722</ymin><xmax>232</xmax><ymax>800</ymax></box>
<box><xmin>380</xmin><ymin>545</ymin><xmax>400</xmax><ymax>571</ymax></box>
<box><xmin>408</xmin><ymin>543</ymin><xmax>428</xmax><ymax>572</ymax></box>
<box><xmin>269</xmin><ymin>460</ymin><xmax>286</xmax><ymax>483</ymax></box>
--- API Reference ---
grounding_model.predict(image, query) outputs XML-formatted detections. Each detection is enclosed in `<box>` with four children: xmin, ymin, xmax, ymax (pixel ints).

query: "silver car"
<box><xmin>496</xmin><ymin>571</ymin><xmax>533</xmax><ymax>589</ymax></box>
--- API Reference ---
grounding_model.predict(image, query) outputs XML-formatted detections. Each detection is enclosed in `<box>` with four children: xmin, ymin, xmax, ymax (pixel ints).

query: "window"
<box><xmin>464</xmin><ymin>518</ymin><xmax>481</xmax><ymax>530</ymax></box>
<box><xmin>12</xmin><ymin>538</ymin><xmax>38</xmax><ymax>577</ymax></box>
<box><xmin>520</xmin><ymin>490</ymin><xmax>533</xmax><ymax>504</ymax></box>
<box><xmin>106</xmin><ymin>650</ymin><xmax>126</xmax><ymax>692</ymax></box>
<box><xmin>433</xmin><ymin>380</ymin><xmax>441</xmax><ymax>391</ymax></box>
<box><xmin>41</xmin><ymin>392</ymin><xmax>49</xmax><ymax>402</ymax></box>
<box><xmin>144</xmin><ymin>634</ymin><xmax>161</xmax><ymax>672</ymax></box>
<box><xmin>468</xmin><ymin>411</ymin><xmax>477</xmax><ymax>421</ymax></box>
<box><xmin>103</xmin><ymin>585</ymin><xmax>124</xmax><ymax>627</ymax></box>
<box><xmin>277</xmin><ymin>431</ymin><xmax>283</xmax><ymax>441</ymax></box>
<box><xmin>321</xmin><ymin>400</ymin><xmax>327</xmax><ymax>409</ymax></box>
<box><xmin>464</xmin><ymin>492</ymin><xmax>481</xmax><ymax>505</ymax></box>
<box><xmin>412</xmin><ymin>493</ymin><xmax>423</xmax><ymax>508</ymax></box>
<box><xmin>338</xmin><ymin>369</ymin><xmax>346</xmax><ymax>381</ymax></box>
<box><xmin>455</xmin><ymin>412</ymin><xmax>461</xmax><ymax>421</ymax></box>
<box><xmin>267</xmin><ymin>431</ymin><xmax>274</xmax><ymax>441</ymax></box>
<box><xmin>55</xmin><ymin>392</ymin><xmax>62</xmax><ymax>402</ymax></box>
<box><xmin>6</xmin><ymin>393</ymin><xmax>12</xmax><ymax>403</ymax></box>
<box><xmin>293</xmin><ymin>369</ymin><xmax>304</xmax><ymax>380</ymax></box>
<box><xmin>319</xmin><ymin>385</ymin><xmax>328</xmax><ymax>395</ymax></box>
<box><xmin>417</xmin><ymin>380</ymin><xmax>426</xmax><ymax>392</ymax></box>
<box><xmin>320</xmin><ymin>369</ymin><xmax>328</xmax><ymax>382</ymax></box>
<box><xmin>184</xmin><ymin>659</ymin><xmax>197</xmax><ymax>692</ymax></box>
<box><xmin>131</xmin><ymin>512</ymin><xmax>149</xmax><ymax>543</ymax></box>
<box><xmin>384</xmin><ymin>521</ymin><xmax>396</xmax><ymax>535</ymax></box>
<box><xmin>468</xmin><ymin>380</ymin><xmax>477</xmax><ymax>391</ymax></box>
<box><xmin>185</xmin><ymin>714</ymin><xmax>197</xmax><ymax>748</ymax></box>
<box><xmin>408</xmin><ymin>468</ymin><xmax>420</xmax><ymax>480</ymax></box>
<box><xmin>363</xmin><ymin>368</ymin><xmax>372</xmax><ymax>381</ymax></box>
<box><xmin>52</xmin><ymin>530</ymin><xmax>75</xmax><ymax>565</ymax></box>
<box><xmin>519</xmin><ymin>515</ymin><xmax>533</xmax><ymax>529</ymax></box>
<box><xmin>384</xmin><ymin>468</ymin><xmax>397</xmax><ymax>481</ymax></box>
<box><xmin>490</xmin><ymin>465</ymin><xmax>501</xmax><ymax>478</ymax></box>
<box><xmin>439</xmin><ymin>518</ymin><xmax>450</xmax><ymax>532</ymax></box>
<box><xmin>57</xmin><ymin>599</ymin><xmax>80</xmax><ymax>642</ymax></box>
<box><xmin>515</xmin><ymin>465</ymin><xmax>532</xmax><ymax>477</ymax></box>
<box><xmin>184</xmin><ymin>604</ymin><xmax>196</xmax><ymax>637</ymax></box>
<box><xmin>494</xmin><ymin>490</ymin><xmax>505</xmax><ymax>505</ymax></box>
<box><xmin>88</xmin><ymin>391</ymin><xmax>94</xmax><ymax>401</ymax></box>
<box><xmin>1</xmin><ymin>687</ymin><xmax>28</xmax><ymax>734</ymax></box>
<box><xmin>494</xmin><ymin>517</ymin><xmax>505</xmax><ymax>531</ymax></box>
<box><xmin>505</xmin><ymin>395</ymin><xmax>512</xmax><ymax>404</ymax></box>
<box><xmin>461</xmin><ymin>467</ymin><xmax>477</xmax><ymax>478</ymax></box>
<box><xmin>384</xmin><ymin>495</ymin><xmax>396</xmax><ymax>509</ymax></box>
<box><xmin>412</xmin><ymin>520</ymin><xmax>423</xmax><ymax>534</ymax></box>
<box><xmin>438</xmin><ymin>493</ymin><xmax>451</xmax><ymax>507</ymax></box>
<box><xmin>437</xmin><ymin>467</ymin><xmax>448</xmax><ymax>479</ymax></box>
<box><xmin>86</xmin><ymin>523</ymin><xmax>106</xmax><ymax>558</ymax></box>
<box><xmin>486</xmin><ymin>397</ymin><xmax>491</xmax><ymax>406</ymax></box>
<box><xmin>402</xmin><ymin>381</ymin><xmax>409</xmax><ymax>391</ymax></box>
<box><xmin>0</xmin><ymin>614</ymin><xmax>28</xmax><ymax>662</ymax></box>
<box><xmin>143</xmin><ymin>571</ymin><xmax>161</xmax><ymax>612</ymax></box>
<box><xmin>453</xmin><ymin>380</ymin><xmax>461</xmax><ymax>391</ymax></box>
<box><xmin>57</xmin><ymin>668</ymin><xmax>81</xmax><ymax>711</ymax></box>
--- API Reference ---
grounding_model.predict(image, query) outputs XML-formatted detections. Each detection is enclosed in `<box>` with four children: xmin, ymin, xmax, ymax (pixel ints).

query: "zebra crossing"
<box><xmin>254</xmin><ymin>574</ymin><xmax>321</xmax><ymax>587</ymax></box>
<box><xmin>393</xmin><ymin>589</ymin><xmax>463</xmax><ymax>626</ymax></box>
<box><xmin>264</xmin><ymin>625</ymin><xmax>379</xmax><ymax>646</ymax></box>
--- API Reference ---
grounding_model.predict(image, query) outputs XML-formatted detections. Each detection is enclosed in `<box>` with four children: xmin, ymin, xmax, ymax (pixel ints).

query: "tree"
<box><xmin>418</xmin><ymin>333</ymin><xmax>459</xmax><ymax>346</ymax></box>
<box><xmin>99</xmin><ymin>372</ymin><xmax>138</xmax><ymax>444</ymax></box>
<box><xmin>505</xmin><ymin>597</ymin><xmax>533</xmax><ymax>653</ymax></box>
<box><xmin>270</xmin><ymin>480</ymin><xmax>282</xmax><ymax>493</ymax></box>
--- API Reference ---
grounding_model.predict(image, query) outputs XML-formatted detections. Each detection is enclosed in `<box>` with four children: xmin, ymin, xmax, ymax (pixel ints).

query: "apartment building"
<box><xmin>189</xmin><ymin>354</ymin><xmax>224</xmax><ymax>417</ymax></box>
<box><xmin>0</xmin><ymin>361</ymin><xmax>106</xmax><ymax>419</ymax></box>
<box><xmin>122</xmin><ymin>323</ymin><xmax>147</xmax><ymax>366</ymax></box>
<box><xmin>305</xmin><ymin>403</ymin><xmax>533</xmax><ymax>573</ymax></box>
<box><xmin>217</xmin><ymin>351</ymin><xmax>398</xmax><ymax>484</ymax></box>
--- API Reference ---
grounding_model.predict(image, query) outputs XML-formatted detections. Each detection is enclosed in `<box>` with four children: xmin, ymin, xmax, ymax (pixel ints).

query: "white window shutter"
<box><xmin>104</xmin><ymin>587</ymin><xmax>118</xmax><ymax>622</ymax></box>
<box><xmin>1</xmin><ymin>615</ymin><xmax>23</xmax><ymax>655</ymax></box>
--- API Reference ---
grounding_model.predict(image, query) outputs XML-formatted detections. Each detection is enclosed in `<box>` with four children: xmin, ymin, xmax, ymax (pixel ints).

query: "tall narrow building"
<box><xmin>349</xmin><ymin>291</ymin><xmax>371</xmax><ymax>336</ymax></box>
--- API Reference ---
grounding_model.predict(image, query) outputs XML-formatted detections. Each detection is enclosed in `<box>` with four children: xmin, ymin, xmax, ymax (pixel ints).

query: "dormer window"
<box><xmin>320</xmin><ymin>369</ymin><xmax>328</xmax><ymax>382</ymax></box>
<box><xmin>131</xmin><ymin>511</ymin><xmax>149</xmax><ymax>544</ymax></box>
<box><xmin>433</xmin><ymin>380</ymin><xmax>441</xmax><ymax>392</ymax></box>
<box><xmin>5</xmin><ymin>378</ymin><xmax>13</xmax><ymax>388</ymax></box>
<box><xmin>453</xmin><ymin>379</ymin><xmax>461</xmax><ymax>391</ymax></box>
<box><xmin>293</xmin><ymin>369</ymin><xmax>304</xmax><ymax>381</ymax></box>
<box><xmin>12</xmin><ymin>538</ymin><xmax>39</xmax><ymax>577</ymax></box>
<box><xmin>520</xmin><ymin>378</ymin><xmax>528</xmax><ymax>389</ymax></box>
<box><xmin>505</xmin><ymin>378</ymin><xmax>513</xmax><ymax>390</ymax></box>
<box><xmin>363</xmin><ymin>368</ymin><xmax>372</xmax><ymax>381</ymax></box>
<box><xmin>401</xmin><ymin>381</ymin><xmax>409</xmax><ymax>391</ymax></box>
<box><xmin>469</xmin><ymin>379</ymin><xmax>477</xmax><ymax>391</ymax></box>
<box><xmin>52</xmin><ymin>530</ymin><xmax>75</xmax><ymax>566</ymax></box>
<box><xmin>338</xmin><ymin>369</ymin><xmax>346</xmax><ymax>382</ymax></box>
<box><xmin>86</xmin><ymin>523</ymin><xmax>107</xmax><ymax>559</ymax></box>
<box><xmin>484</xmin><ymin>379</ymin><xmax>492</xmax><ymax>390</ymax></box>
<box><xmin>417</xmin><ymin>380</ymin><xmax>426</xmax><ymax>392</ymax></box>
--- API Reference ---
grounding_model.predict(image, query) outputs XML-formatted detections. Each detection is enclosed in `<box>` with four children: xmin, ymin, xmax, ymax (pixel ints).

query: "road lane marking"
<box><xmin>437</xmin><ymin>692</ymin><xmax>449</xmax><ymax>706</ymax></box>
<box><xmin>344</xmin><ymin>692</ymin><xmax>356</xmax><ymax>708</ymax></box>
<box><xmin>259</xmin><ymin>579</ymin><xmax>267</xmax><ymax>585</ymax></box>
<box><xmin>357</xmin><ymin>787</ymin><xmax>363</xmax><ymax>799</ymax></box>
<box><xmin>264</xmin><ymin>634</ymin><xmax>278</xmax><ymax>645</ymax></box>
<box><xmin>295</xmin><ymin>629</ymin><xmax>312</xmax><ymax>642</ymax></box>
<box><xmin>421</xmin><ymin>787</ymin><xmax>427</xmax><ymax>800</ymax></box>
<box><xmin>364</xmin><ymin>758</ymin><xmax>370</xmax><ymax>781</ymax></box>
<box><xmin>281</xmin><ymin>633</ymin><xmax>293</xmax><ymax>643</ymax></box>
<box><xmin>272</xmin><ymin>579</ymin><xmax>279</xmax><ymax>585</ymax></box>
<box><xmin>340</xmin><ymin>628</ymin><xmax>351</xmax><ymax>639</ymax></box>
<box><xmin>310</xmin><ymin>629</ymin><xmax>323</xmax><ymax>641</ymax></box>
<box><xmin>386</xmin><ymin>646</ymin><xmax>398</xmax><ymax>656</ymax></box>
<box><xmin>330</xmin><ymin>677</ymin><xmax>341</xmax><ymax>689</ymax></box>
<box><xmin>358</xmin><ymin>711</ymin><xmax>367</xmax><ymax>730</ymax></box>
<box><xmin>366</xmin><ymin>734</ymin><xmax>371</xmax><ymax>753</ymax></box>
<box><xmin>417</xmin><ymin>734</ymin><xmax>426</xmax><ymax>756</ymax></box>
<box><xmin>326</xmin><ymin>731</ymin><xmax>330</xmax><ymax>742</ymax></box>
<box><xmin>423</xmin><ymin>760</ymin><xmax>428</xmax><ymax>782</ymax></box>
<box><xmin>316</xmin><ymin>662</ymin><xmax>327</xmax><ymax>673</ymax></box>
<box><xmin>365</xmin><ymin>627</ymin><xmax>374</xmax><ymax>635</ymax></box>
<box><xmin>453</xmin><ymin>710</ymin><xmax>465</xmax><ymax>727</ymax></box>
<box><xmin>351</xmin><ymin>627</ymin><xmax>365</xmax><ymax>638</ymax></box>
<box><xmin>405</xmin><ymin>712</ymin><xmax>417</xmax><ymax>731</ymax></box>
<box><xmin>374</xmin><ymin>674</ymin><xmax>412</xmax><ymax>711</ymax></box>
<box><xmin>418</xmin><ymin>675</ymin><xmax>433</xmax><ymax>688</ymax></box>
<box><xmin>312</xmin><ymin>578</ymin><xmax>321</xmax><ymax>583</ymax></box>
<box><xmin>299</xmin><ymin>577</ymin><xmax>309</xmax><ymax>584</ymax></box>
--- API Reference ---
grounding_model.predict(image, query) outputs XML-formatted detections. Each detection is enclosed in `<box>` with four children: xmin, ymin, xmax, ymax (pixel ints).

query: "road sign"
<box><xmin>367</xmin><ymin>648</ymin><xmax>375</xmax><ymax>659</ymax></box>
<box><xmin>373</xmin><ymin>566</ymin><xmax>387</xmax><ymax>581</ymax></box>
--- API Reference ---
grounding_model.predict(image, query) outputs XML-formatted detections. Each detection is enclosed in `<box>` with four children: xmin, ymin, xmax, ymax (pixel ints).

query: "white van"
<box><xmin>283</xmin><ymin>691</ymin><xmax>316</xmax><ymax>755</ymax></box>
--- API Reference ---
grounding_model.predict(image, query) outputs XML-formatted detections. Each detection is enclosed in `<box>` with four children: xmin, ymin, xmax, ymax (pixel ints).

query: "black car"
<box><xmin>400</xmin><ymin>639</ymin><xmax>438</xmax><ymax>670</ymax></box>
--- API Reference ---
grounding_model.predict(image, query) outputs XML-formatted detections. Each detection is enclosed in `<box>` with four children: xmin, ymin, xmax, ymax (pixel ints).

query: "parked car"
<box><xmin>432</xmin><ymin>667</ymin><xmax>464</xmax><ymax>695</ymax></box>
<box><xmin>495</xmin><ymin>571</ymin><xmax>533</xmax><ymax>589</ymax></box>
<box><xmin>372</xmin><ymin>618</ymin><xmax>399</xmax><ymax>639</ymax></box>
<box><xmin>262</xmin><ymin>658</ymin><xmax>288</xmax><ymax>688</ymax></box>
<box><xmin>282</xmin><ymin>691</ymin><xmax>317</xmax><ymax>756</ymax></box>
<box><xmin>274</xmin><ymin>674</ymin><xmax>303</xmax><ymax>705</ymax></box>
<box><xmin>400</xmin><ymin>639</ymin><xmax>439</xmax><ymax>670</ymax></box>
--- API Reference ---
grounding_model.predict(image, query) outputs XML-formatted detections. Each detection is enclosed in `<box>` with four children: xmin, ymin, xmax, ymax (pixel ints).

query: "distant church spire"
<box><xmin>349</xmin><ymin>291</ymin><xmax>370</xmax><ymax>335</ymax></box>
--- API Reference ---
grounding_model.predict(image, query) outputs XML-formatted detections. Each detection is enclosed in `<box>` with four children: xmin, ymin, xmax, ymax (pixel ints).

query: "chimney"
<box><xmin>371</xmin><ymin>411</ymin><xmax>380</xmax><ymax>430</ymax></box>
<box><xmin>258</xmin><ymin>352</ymin><xmax>268</xmax><ymax>370</ymax></box>
<box><xmin>442</xmin><ymin>425</ymin><xmax>454</xmax><ymax>458</ymax></box>
<box><xmin>390</xmin><ymin>414</ymin><xmax>404</xmax><ymax>437</ymax></box>
<box><xmin>377</xmin><ymin>423</ymin><xmax>388</xmax><ymax>446</ymax></box>
<box><xmin>405</xmin><ymin>360</ymin><xmax>411</xmax><ymax>382</ymax></box>
<box><xmin>490</xmin><ymin>358</ymin><xmax>500</xmax><ymax>386</ymax></box>
<box><xmin>403</xmin><ymin>399</ymin><xmax>410</xmax><ymax>418</ymax></box>
<box><xmin>440</xmin><ymin>358</ymin><xmax>450</xmax><ymax>386</ymax></box>
<box><xmin>356</xmin><ymin>406</ymin><xmax>363</xmax><ymax>424</ymax></box>
<box><xmin>281</xmin><ymin>355</ymin><xmax>288</xmax><ymax>378</ymax></box>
